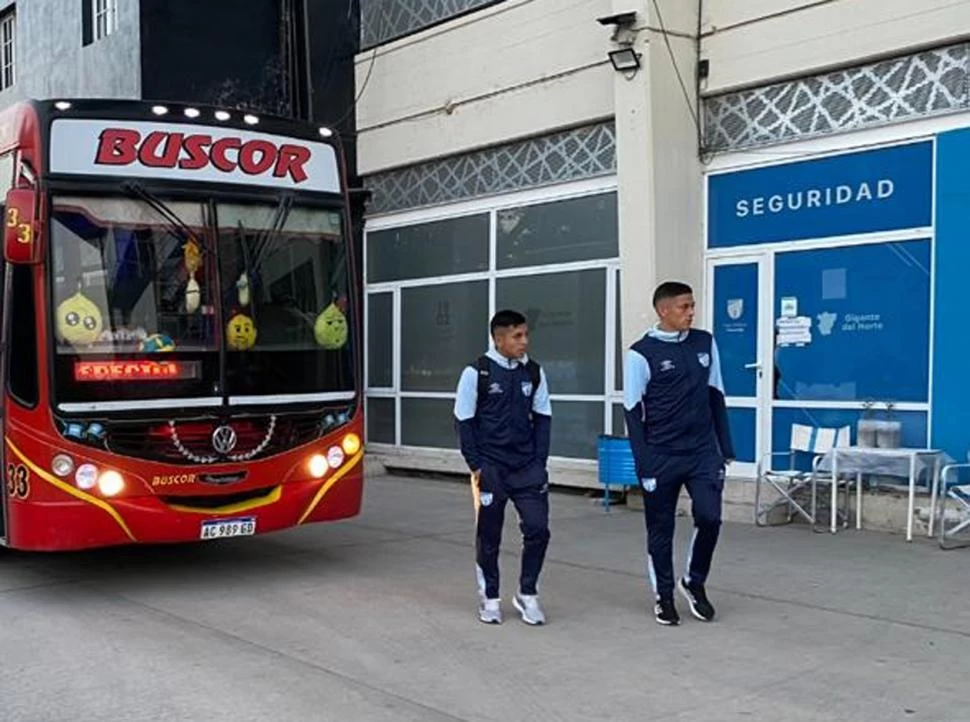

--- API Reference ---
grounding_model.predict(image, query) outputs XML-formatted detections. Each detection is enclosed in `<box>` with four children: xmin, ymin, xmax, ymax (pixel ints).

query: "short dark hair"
<box><xmin>490</xmin><ymin>309</ymin><xmax>527</xmax><ymax>335</ymax></box>
<box><xmin>652</xmin><ymin>281</ymin><xmax>693</xmax><ymax>308</ymax></box>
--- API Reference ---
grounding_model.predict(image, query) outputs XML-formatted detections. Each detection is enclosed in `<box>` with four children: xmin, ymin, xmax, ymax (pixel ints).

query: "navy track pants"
<box><xmin>640</xmin><ymin>451</ymin><xmax>724</xmax><ymax>601</ymax></box>
<box><xmin>475</xmin><ymin>461</ymin><xmax>550</xmax><ymax>599</ymax></box>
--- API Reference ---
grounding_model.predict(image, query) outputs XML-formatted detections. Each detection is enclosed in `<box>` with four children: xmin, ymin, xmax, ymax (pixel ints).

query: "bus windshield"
<box><xmin>49</xmin><ymin>194</ymin><xmax>355</xmax><ymax>411</ymax></box>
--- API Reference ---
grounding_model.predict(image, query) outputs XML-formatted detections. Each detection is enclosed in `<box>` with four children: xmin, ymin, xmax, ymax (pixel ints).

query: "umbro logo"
<box><xmin>659</xmin><ymin>360</ymin><xmax>675</xmax><ymax>372</ymax></box>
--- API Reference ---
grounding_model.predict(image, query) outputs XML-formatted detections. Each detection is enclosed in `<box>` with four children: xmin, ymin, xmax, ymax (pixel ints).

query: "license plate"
<box><xmin>200</xmin><ymin>517</ymin><xmax>257</xmax><ymax>540</ymax></box>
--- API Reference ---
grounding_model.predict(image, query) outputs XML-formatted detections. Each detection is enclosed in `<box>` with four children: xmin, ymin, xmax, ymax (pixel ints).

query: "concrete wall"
<box><xmin>354</xmin><ymin>0</ymin><xmax>615</xmax><ymax>174</ymax></box>
<box><xmin>701</xmin><ymin>0</ymin><xmax>970</xmax><ymax>93</ymax></box>
<box><xmin>612</xmin><ymin>0</ymin><xmax>704</xmax><ymax>344</ymax></box>
<box><xmin>0</xmin><ymin>0</ymin><xmax>140</xmax><ymax>109</ymax></box>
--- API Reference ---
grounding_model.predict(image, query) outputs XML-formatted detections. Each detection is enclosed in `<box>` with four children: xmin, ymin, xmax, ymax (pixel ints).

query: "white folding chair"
<box><xmin>933</xmin><ymin>454</ymin><xmax>970</xmax><ymax>550</ymax></box>
<box><xmin>754</xmin><ymin>423</ymin><xmax>852</xmax><ymax>527</ymax></box>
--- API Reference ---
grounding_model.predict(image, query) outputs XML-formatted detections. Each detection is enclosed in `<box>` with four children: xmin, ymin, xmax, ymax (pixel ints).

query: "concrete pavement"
<box><xmin>1</xmin><ymin>473</ymin><xmax>967</xmax><ymax>721</ymax></box>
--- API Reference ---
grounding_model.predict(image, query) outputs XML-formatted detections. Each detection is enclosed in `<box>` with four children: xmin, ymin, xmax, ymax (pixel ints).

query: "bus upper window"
<box><xmin>7</xmin><ymin>264</ymin><xmax>39</xmax><ymax>407</ymax></box>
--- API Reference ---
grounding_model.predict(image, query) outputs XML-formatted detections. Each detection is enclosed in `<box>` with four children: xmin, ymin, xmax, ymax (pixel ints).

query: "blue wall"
<box><xmin>708</xmin><ymin>141</ymin><xmax>933</xmax><ymax>248</ymax></box>
<box><xmin>773</xmin><ymin>240</ymin><xmax>931</xmax><ymax>404</ymax></box>
<box><xmin>706</xmin><ymin>134</ymin><xmax>970</xmax><ymax>461</ymax></box>
<box><xmin>708</xmin><ymin>138</ymin><xmax>944</xmax><ymax>462</ymax></box>
<box><xmin>931</xmin><ymin>129</ymin><xmax>970</xmax><ymax>460</ymax></box>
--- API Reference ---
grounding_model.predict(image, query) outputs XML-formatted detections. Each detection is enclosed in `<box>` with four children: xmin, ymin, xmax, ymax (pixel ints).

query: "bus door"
<box><xmin>0</xmin><ymin>262</ymin><xmax>7</xmax><ymax>545</ymax></box>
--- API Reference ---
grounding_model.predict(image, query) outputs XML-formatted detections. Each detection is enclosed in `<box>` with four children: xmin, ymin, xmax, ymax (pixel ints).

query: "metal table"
<box><xmin>818</xmin><ymin>447</ymin><xmax>947</xmax><ymax>541</ymax></box>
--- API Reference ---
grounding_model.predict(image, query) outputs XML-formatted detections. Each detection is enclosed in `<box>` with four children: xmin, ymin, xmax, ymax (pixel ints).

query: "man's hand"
<box><xmin>470</xmin><ymin>469</ymin><xmax>482</xmax><ymax>515</ymax></box>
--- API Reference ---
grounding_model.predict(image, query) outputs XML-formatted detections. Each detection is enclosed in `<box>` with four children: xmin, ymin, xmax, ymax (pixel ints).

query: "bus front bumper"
<box><xmin>5</xmin><ymin>452</ymin><xmax>364</xmax><ymax>552</ymax></box>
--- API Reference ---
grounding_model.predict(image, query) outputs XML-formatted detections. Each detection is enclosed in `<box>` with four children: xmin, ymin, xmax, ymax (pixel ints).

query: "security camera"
<box><xmin>596</xmin><ymin>11</ymin><xmax>637</xmax><ymax>27</ymax></box>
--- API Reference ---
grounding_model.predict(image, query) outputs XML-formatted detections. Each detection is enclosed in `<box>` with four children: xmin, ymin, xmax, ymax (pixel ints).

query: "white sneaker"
<box><xmin>479</xmin><ymin>598</ymin><xmax>502</xmax><ymax>624</ymax></box>
<box><xmin>513</xmin><ymin>593</ymin><xmax>546</xmax><ymax>625</ymax></box>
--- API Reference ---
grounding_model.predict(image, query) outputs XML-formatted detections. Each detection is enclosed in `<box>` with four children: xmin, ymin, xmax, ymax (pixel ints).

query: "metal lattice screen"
<box><xmin>360</xmin><ymin>0</ymin><xmax>503</xmax><ymax>48</ymax></box>
<box><xmin>364</xmin><ymin>122</ymin><xmax>616</xmax><ymax>215</ymax></box>
<box><xmin>703</xmin><ymin>43</ymin><xmax>970</xmax><ymax>152</ymax></box>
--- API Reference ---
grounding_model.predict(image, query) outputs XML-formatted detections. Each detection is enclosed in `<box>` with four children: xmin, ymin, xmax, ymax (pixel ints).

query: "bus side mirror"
<box><xmin>4</xmin><ymin>188</ymin><xmax>41</xmax><ymax>264</ymax></box>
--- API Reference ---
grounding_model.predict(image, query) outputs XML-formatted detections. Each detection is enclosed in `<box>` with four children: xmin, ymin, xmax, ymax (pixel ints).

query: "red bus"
<box><xmin>0</xmin><ymin>99</ymin><xmax>364</xmax><ymax>551</ymax></box>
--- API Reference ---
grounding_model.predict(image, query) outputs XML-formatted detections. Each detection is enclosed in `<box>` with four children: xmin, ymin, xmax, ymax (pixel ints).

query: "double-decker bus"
<box><xmin>0</xmin><ymin>99</ymin><xmax>363</xmax><ymax>551</ymax></box>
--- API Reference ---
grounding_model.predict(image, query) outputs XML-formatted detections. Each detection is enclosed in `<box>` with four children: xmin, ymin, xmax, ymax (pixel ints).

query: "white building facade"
<box><xmin>356</xmin><ymin>0</ymin><xmax>970</xmax><ymax>496</ymax></box>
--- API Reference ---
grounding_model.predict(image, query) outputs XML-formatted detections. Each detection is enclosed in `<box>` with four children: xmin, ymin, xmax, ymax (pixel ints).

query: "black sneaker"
<box><xmin>678</xmin><ymin>577</ymin><xmax>715</xmax><ymax>622</ymax></box>
<box><xmin>654</xmin><ymin>597</ymin><xmax>680</xmax><ymax>626</ymax></box>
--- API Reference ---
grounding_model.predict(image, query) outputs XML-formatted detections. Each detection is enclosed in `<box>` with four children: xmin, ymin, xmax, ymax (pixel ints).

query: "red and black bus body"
<box><xmin>0</xmin><ymin>99</ymin><xmax>364</xmax><ymax>551</ymax></box>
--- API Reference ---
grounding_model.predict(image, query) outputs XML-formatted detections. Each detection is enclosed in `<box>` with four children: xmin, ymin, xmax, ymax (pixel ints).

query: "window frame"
<box><xmin>363</xmin><ymin>176</ymin><xmax>620</xmax><ymax>461</ymax></box>
<box><xmin>94</xmin><ymin>0</ymin><xmax>118</xmax><ymax>41</ymax></box>
<box><xmin>0</xmin><ymin>8</ymin><xmax>15</xmax><ymax>92</ymax></box>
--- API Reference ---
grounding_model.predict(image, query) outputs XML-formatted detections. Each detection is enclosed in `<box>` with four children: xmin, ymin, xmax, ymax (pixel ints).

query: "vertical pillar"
<box><xmin>611</xmin><ymin>0</ymin><xmax>703</xmax><ymax>351</ymax></box>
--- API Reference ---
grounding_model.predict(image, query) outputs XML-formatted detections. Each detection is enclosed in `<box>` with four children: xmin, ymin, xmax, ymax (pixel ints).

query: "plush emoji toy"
<box><xmin>236</xmin><ymin>272</ymin><xmax>250</xmax><ymax>307</ymax></box>
<box><xmin>226</xmin><ymin>313</ymin><xmax>257</xmax><ymax>351</ymax></box>
<box><xmin>57</xmin><ymin>290</ymin><xmax>103</xmax><ymax>347</ymax></box>
<box><xmin>314</xmin><ymin>302</ymin><xmax>348</xmax><ymax>350</ymax></box>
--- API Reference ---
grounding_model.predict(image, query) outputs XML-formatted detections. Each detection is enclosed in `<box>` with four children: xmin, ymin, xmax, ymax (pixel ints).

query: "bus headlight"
<box><xmin>97</xmin><ymin>470</ymin><xmax>125</xmax><ymax>497</ymax></box>
<box><xmin>341</xmin><ymin>433</ymin><xmax>361</xmax><ymax>456</ymax></box>
<box><xmin>75</xmin><ymin>463</ymin><xmax>98</xmax><ymax>490</ymax></box>
<box><xmin>327</xmin><ymin>446</ymin><xmax>345</xmax><ymax>469</ymax></box>
<box><xmin>51</xmin><ymin>454</ymin><xmax>75</xmax><ymax>478</ymax></box>
<box><xmin>308</xmin><ymin>454</ymin><xmax>328</xmax><ymax>479</ymax></box>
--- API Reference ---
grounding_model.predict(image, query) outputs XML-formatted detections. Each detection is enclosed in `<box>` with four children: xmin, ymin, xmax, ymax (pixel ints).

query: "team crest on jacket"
<box><xmin>697</xmin><ymin>352</ymin><xmax>710</xmax><ymax>368</ymax></box>
<box><xmin>521</xmin><ymin>381</ymin><xmax>534</xmax><ymax>397</ymax></box>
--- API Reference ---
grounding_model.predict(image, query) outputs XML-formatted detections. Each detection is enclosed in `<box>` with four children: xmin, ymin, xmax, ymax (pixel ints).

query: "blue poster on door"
<box><xmin>773</xmin><ymin>240</ymin><xmax>931</xmax><ymax>403</ymax></box>
<box><xmin>713</xmin><ymin>263</ymin><xmax>759</xmax><ymax>398</ymax></box>
<box><xmin>708</xmin><ymin>141</ymin><xmax>933</xmax><ymax>248</ymax></box>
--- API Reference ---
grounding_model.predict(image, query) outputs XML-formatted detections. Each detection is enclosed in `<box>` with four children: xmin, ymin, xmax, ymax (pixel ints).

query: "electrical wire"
<box><xmin>650</xmin><ymin>0</ymin><xmax>703</xmax><ymax>148</ymax></box>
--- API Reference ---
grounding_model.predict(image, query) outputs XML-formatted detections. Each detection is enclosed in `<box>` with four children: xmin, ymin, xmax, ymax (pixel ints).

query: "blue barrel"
<box><xmin>597</xmin><ymin>434</ymin><xmax>639</xmax><ymax>509</ymax></box>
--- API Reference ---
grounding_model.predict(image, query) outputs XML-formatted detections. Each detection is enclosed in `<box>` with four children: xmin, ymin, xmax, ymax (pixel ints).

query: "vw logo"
<box><xmin>211</xmin><ymin>425</ymin><xmax>238</xmax><ymax>455</ymax></box>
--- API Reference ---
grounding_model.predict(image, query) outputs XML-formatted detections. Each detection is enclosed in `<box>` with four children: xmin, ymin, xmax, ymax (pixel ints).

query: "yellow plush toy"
<box><xmin>314</xmin><ymin>302</ymin><xmax>348</xmax><ymax>350</ymax></box>
<box><xmin>57</xmin><ymin>291</ymin><xmax>103</xmax><ymax>347</ymax></box>
<box><xmin>226</xmin><ymin>313</ymin><xmax>257</xmax><ymax>351</ymax></box>
<box><xmin>183</xmin><ymin>238</ymin><xmax>202</xmax><ymax>314</ymax></box>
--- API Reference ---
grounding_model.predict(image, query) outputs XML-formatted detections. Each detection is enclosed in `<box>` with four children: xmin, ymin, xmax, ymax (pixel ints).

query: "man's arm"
<box><xmin>531</xmin><ymin>367</ymin><xmax>552</xmax><ymax>466</ymax></box>
<box><xmin>454</xmin><ymin>366</ymin><xmax>483</xmax><ymax>471</ymax></box>
<box><xmin>708</xmin><ymin>339</ymin><xmax>736</xmax><ymax>461</ymax></box>
<box><xmin>622</xmin><ymin>349</ymin><xmax>652</xmax><ymax>481</ymax></box>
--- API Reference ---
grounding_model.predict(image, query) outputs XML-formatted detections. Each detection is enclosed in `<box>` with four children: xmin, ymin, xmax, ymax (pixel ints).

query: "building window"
<box><xmin>84</xmin><ymin>0</ymin><xmax>117</xmax><ymax>45</ymax></box>
<box><xmin>94</xmin><ymin>0</ymin><xmax>117</xmax><ymax>39</ymax></box>
<box><xmin>0</xmin><ymin>9</ymin><xmax>14</xmax><ymax>92</ymax></box>
<box><xmin>364</xmin><ymin>184</ymin><xmax>621</xmax><ymax>460</ymax></box>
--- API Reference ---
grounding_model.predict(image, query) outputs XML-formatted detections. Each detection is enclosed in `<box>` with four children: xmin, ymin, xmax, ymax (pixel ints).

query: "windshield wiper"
<box><xmin>232</xmin><ymin>195</ymin><xmax>294</xmax><ymax>314</ymax></box>
<box><xmin>121</xmin><ymin>180</ymin><xmax>201</xmax><ymax>246</ymax></box>
<box><xmin>251</xmin><ymin>194</ymin><xmax>293</xmax><ymax>270</ymax></box>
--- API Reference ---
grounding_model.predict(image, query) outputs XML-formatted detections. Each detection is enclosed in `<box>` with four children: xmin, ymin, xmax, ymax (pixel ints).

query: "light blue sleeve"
<box><xmin>532</xmin><ymin>367</ymin><xmax>552</xmax><ymax>416</ymax></box>
<box><xmin>623</xmin><ymin>349</ymin><xmax>651</xmax><ymax>410</ymax></box>
<box><xmin>709</xmin><ymin>339</ymin><xmax>725</xmax><ymax>394</ymax></box>
<box><xmin>454</xmin><ymin>366</ymin><xmax>479</xmax><ymax>421</ymax></box>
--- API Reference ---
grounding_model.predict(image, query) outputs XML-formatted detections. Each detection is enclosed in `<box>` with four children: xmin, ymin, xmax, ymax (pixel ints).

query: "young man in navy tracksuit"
<box><xmin>454</xmin><ymin>309</ymin><xmax>552</xmax><ymax>626</ymax></box>
<box><xmin>623</xmin><ymin>281</ymin><xmax>735</xmax><ymax>626</ymax></box>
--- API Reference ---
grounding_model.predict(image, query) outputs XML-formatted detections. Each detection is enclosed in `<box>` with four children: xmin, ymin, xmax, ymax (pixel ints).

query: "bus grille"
<box><xmin>105</xmin><ymin>413</ymin><xmax>323</xmax><ymax>465</ymax></box>
<box><xmin>159</xmin><ymin>486</ymin><xmax>278</xmax><ymax>510</ymax></box>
